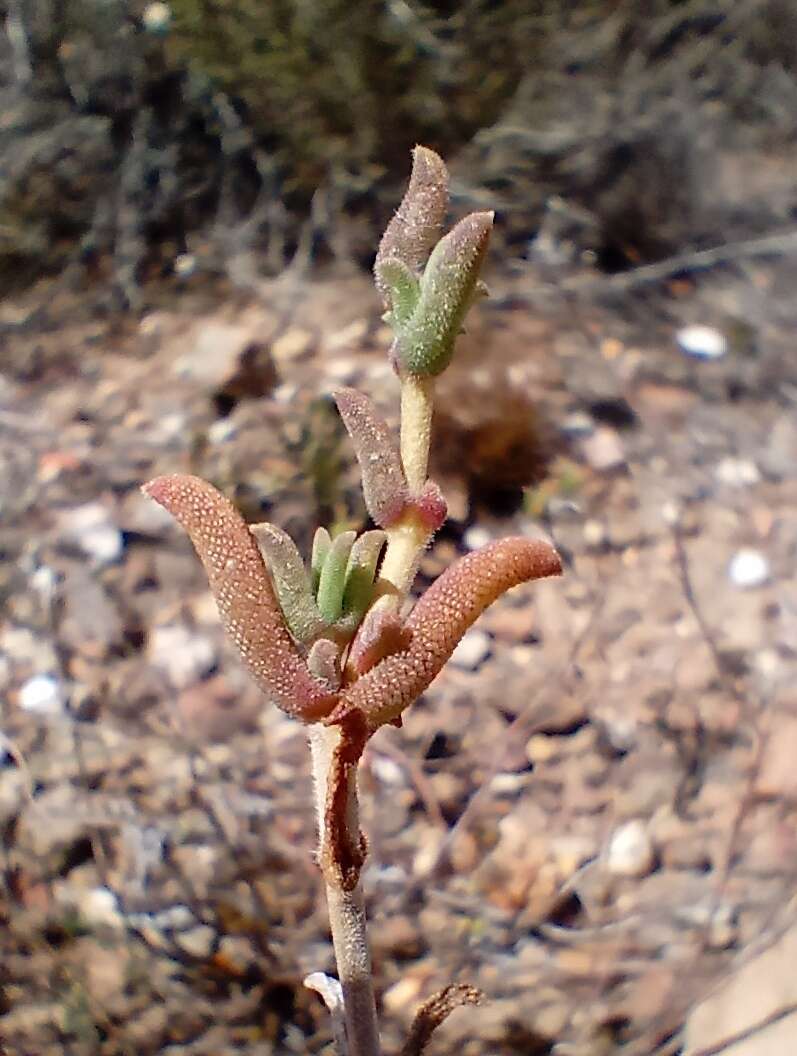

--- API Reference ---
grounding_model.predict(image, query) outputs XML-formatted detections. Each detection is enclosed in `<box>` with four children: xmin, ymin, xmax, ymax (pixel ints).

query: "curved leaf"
<box><xmin>142</xmin><ymin>475</ymin><xmax>336</xmax><ymax>722</ymax></box>
<box><xmin>375</xmin><ymin>145</ymin><xmax>449</xmax><ymax>306</ymax></box>
<box><xmin>250</xmin><ymin>522</ymin><xmax>326</xmax><ymax>643</ymax></box>
<box><xmin>327</xmin><ymin>537</ymin><xmax>562</xmax><ymax>730</ymax></box>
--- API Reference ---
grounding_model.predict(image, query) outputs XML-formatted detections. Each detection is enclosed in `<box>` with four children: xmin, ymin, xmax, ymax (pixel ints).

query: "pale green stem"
<box><xmin>399</xmin><ymin>375</ymin><xmax>434</xmax><ymax>494</ymax></box>
<box><xmin>374</xmin><ymin>375</ymin><xmax>437</xmax><ymax>608</ymax></box>
<box><xmin>309</xmin><ymin>726</ymin><xmax>380</xmax><ymax>1056</ymax></box>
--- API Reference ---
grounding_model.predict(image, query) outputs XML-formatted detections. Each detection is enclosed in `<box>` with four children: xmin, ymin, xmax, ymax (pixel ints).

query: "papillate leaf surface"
<box><xmin>142</xmin><ymin>475</ymin><xmax>336</xmax><ymax>722</ymax></box>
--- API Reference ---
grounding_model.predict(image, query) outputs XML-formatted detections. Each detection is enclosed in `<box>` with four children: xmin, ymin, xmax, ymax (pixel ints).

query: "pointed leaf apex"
<box><xmin>394</xmin><ymin>210</ymin><xmax>493</xmax><ymax>378</ymax></box>
<box><xmin>141</xmin><ymin>474</ymin><xmax>336</xmax><ymax>722</ymax></box>
<box><xmin>333</xmin><ymin>388</ymin><xmax>409</xmax><ymax>526</ymax></box>
<box><xmin>375</xmin><ymin>145</ymin><xmax>449</xmax><ymax>305</ymax></box>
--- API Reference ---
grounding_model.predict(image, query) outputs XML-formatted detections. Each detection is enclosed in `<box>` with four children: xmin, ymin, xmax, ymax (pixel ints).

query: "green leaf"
<box><xmin>374</xmin><ymin>257</ymin><xmax>420</xmax><ymax>327</ymax></box>
<box><xmin>341</xmin><ymin>530</ymin><xmax>386</xmax><ymax>625</ymax></box>
<box><xmin>311</xmin><ymin>527</ymin><xmax>332</xmax><ymax>594</ymax></box>
<box><xmin>394</xmin><ymin>212</ymin><xmax>493</xmax><ymax>378</ymax></box>
<box><xmin>250</xmin><ymin>522</ymin><xmax>327</xmax><ymax>643</ymax></box>
<box><xmin>316</xmin><ymin>530</ymin><xmax>357</xmax><ymax>623</ymax></box>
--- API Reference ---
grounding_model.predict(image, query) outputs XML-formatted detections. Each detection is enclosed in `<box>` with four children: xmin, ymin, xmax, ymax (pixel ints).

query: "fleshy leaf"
<box><xmin>375</xmin><ymin>145</ymin><xmax>449</xmax><ymax>307</ymax></box>
<box><xmin>250</xmin><ymin>522</ymin><xmax>326</xmax><ymax>643</ymax></box>
<box><xmin>374</xmin><ymin>257</ymin><xmax>420</xmax><ymax>327</ymax></box>
<box><xmin>316</xmin><ymin>530</ymin><xmax>357</xmax><ymax>624</ymax></box>
<box><xmin>307</xmin><ymin>637</ymin><xmax>342</xmax><ymax>692</ymax></box>
<box><xmin>341</xmin><ymin>530</ymin><xmax>387</xmax><ymax>626</ymax></box>
<box><xmin>408</xmin><ymin>479</ymin><xmax>447</xmax><ymax>532</ymax></box>
<box><xmin>394</xmin><ymin>211</ymin><xmax>493</xmax><ymax>378</ymax></box>
<box><xmin>327</xmin><ymin>537</ymin><xmax>562</xmax><ymax>730</ymax></box>
<box><xmin>333</xmin><ymin>387</ymin><xmax>408</xmax><ymax>526</ymax></box>
<box><xmin>141</xmin><ymin>475</ymin><xmax>336</xmax><ymax>722</ymax></box>
<box><xmin>345</xmin><ymin>606</ymin><xmax>413</xmax><ymax>680</ymax></box>
<box><xmin>311</xmin><ymin>527</ymin><xmax>332</xmax><ymax>594</ymax></box>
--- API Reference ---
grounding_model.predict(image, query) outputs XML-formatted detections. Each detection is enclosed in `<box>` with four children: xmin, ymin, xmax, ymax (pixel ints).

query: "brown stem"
<box><xmin>309</xmin><ymin>726</ymin><xmax>380</xmax><ymax>1056</ymax></box>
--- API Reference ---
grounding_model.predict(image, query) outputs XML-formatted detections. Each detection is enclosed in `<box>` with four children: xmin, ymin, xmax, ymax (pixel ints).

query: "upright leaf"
<box><xmin>333</xmin><ymin>388</ymin><xmax>408</xmax><ymax>526</ymax></box>
<box><xmin>250</xmin><ymin>522</ymin><xmax>326</xmax><ymax>643</ymax></box>
<box><xmin>316</xmin><ymin>530</ymin><xmax>357</xmax><ymax>624</ymax></box>
<box><xmin>375</xmin><ymin>145</ymin><xmax>449</xmax><ymax>307</ymax></box>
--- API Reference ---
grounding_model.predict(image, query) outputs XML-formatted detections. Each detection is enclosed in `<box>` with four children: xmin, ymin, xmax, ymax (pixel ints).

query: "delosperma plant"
<box><xmin>143</xmin><ymin>146</ymin><xmax>562</xmax><ymax>1056</ymax></box>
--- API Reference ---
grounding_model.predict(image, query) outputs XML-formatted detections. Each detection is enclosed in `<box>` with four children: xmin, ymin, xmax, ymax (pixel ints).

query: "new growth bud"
<box><xmin>394</xmin><ymin>211</ymin><xmax>493</xmax><ymax>377</ymax></box>
<box><xmin>375</xmin><ymin>145</ymin><xmax>449</xmax><ymax>306</ymax></box>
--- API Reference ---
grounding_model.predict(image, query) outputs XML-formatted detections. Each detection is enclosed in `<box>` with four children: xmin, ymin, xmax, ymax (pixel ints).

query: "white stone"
<box><xmin>76</xmin><ymin>887</ymin><xmax>124</xmax><ymax>930</ymax></box>
<box><xmin>207</xmin><ymin>417</ymin><xmax>237</xmax><ymax>445</ymax></box>
<box><xmin>463</xmin><ymin>525</ymin><xmax>492</xmax><ymax>551</ymax></box>
<box><xmin>369</xmin><ymin>755</ymin><xmax>405</xmax><ymax>786</ymax></box>
<box><xmin>728</xmin><ymin>549</ymin><xmax>770</xmax><ymax>589</ymax></box>
<box><xmin>581</xmin><ymin>427</ymin><xmax>625</xmax><ymax>471</ymax></box>
<box><xmin>583</xmin><ymin>519</ymin><xmax>607</xmax><ymax>547</ymax></box>
<box><xmin>19</xmin><ymin>674</ymin><xmax>64</xmax><ymax>716</ymax></box>
<box><xmin>60</xmin><ymin>503</ymin><xmax>124</xmax><ymax>566</ymax></box>
<box><xmin>148</xmin><ymin>624</ymin><xmax>216</xmax><ymax>689</ymax></box>
<box><xmin>715</xmin><ymin>457</ymin><xmax>761</xmax><ymax>488</ymax></box>
<box><xmin>154</xmin><ymin>904</ymin><xmax>194</xmax><ymax>930</ymax></box>
<box><xmin>561</xmin><ymin>412</ymin><xmax>594</xmax><ymax>438</ymax></box>
<box><xmin>676</xmin><ymin>325</ymin><xmax>727</xmax><ymax>360</ymax></box>
<box><xmin>450</xmin><ymin>629</ymin><xmax>491</xmax><ymax>670</ymax></box>
<box><xmin>30</xmin><ymin>565</ymin><xmax>57</xmax><ymax>605</ymax></box>
<box><xmin>142</xmin><ymin>2</ymin><xmax>171</xmax><ymax>33</ymax></box>
<box><xmin>173</xmin><ymin>253</ymin><xmax>196</xmax><ymax>277</ymax></box>
<box><xmin>606</xmin><ymin>819</ymin><xmax>654</xmax><ymax>877</ymax></box>
<box><xmin>176</xmin><ymin>925</ymin><xmax>216</xmax><ymax>959</ymax></box>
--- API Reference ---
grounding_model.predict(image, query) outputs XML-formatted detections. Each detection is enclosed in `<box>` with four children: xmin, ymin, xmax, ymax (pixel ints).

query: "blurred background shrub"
<box><xmin>2</xmin><ymin>0</ymin><xmax>797</xmax><ymax>298</ymax></box>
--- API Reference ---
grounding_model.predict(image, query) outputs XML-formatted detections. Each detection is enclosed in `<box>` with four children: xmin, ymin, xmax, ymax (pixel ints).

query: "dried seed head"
<box><xmin>401</xmin><ymin>985</ymin><xmax>484</xmax><ymax>1056</ymax></box>
<box><xmin>394</xmin><ymin>211</ymin><xmax>493</xmax><ymax>378</ymax></box>
<box><xmin>327</xmin><ymin>537</ymin><xmax>562</xmax><ymax>729</ymax></box>
<box><xmin>142</xmin><ymin>475</ymin><xmax>336</xmax><ymax>722</ymax></box>
<box><xmin>333</xmin><ymin>388</ymin><xmax>408</xmax><ymax>526</ymax></box>
<box><xmin>375</xmin><ymin>145</ymin><xmax>449</xmax><ymax>306</ymax></box>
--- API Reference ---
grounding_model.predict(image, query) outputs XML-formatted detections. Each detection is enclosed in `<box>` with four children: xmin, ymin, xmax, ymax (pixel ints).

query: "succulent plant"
<box><xmin>143</xmin><ymin>146</ymin><xmax>562</xmax><ymax>1056</ymax></box>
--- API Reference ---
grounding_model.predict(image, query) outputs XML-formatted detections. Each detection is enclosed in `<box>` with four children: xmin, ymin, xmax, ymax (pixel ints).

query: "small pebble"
<box><xmin>207</xmin><ymin>418</ymin><xmax>237</xmax><ymax>445</ymax></box>
<box><xmin>60</xmin><ymin>503</ymin><xmax>124</xmax><ymax>566</ymax></box>
<box><xmin>728</xmin><ymin>549</ymin><xmax>770</xmax><ymax>589</ymax></box>
<box><xmin>142</xmin><ymin>1</ymin><xmax>171</xmax><ymax>34</ymax></box>
<box><xmin>715</xmin><ymin>457</ymin><xmax>760</xmax><ymax>488</ymax></box>
<box><xmin>77</xmin><ymin>887</ymin><xmax>124</xmax><ymax>930</ymax></box>
<box><xmin>173</xmin><ymin>253</ymin><xmax>196</xmax><ymax>278</ymax></box>
<box><xmin>676</xmin><ymin>325</ymin><xmax>727</xmax><ymax>360</ymax></box>
<box><xmin>19</xmin><ymin>674</ymin><xmax>64</xmax><ymax>716</ymax></box>
<box><xmin>463</xmin><ymin>525</ymin><xmax>492</xmax><ymax>551</ymax></box>
<box><xmin>450</xmin><ymin>629</ymin><xmax>491</xmax><ymax>670</ymax></box>
<box><xmin>581</xmin><ymin>427</ymin><xmax>625</xmax><ymax>471</ymax></box>
<box><xmin>176</xmin><ymin>924</ymin><xmax>216</xmax><ymax>959</ymax></box>
<box><xmin>148</xmin><ymin>624</ymin><xmax>217</xmax><ymax>689</ymax></box>
<box><xmin>607</xmin><ymin>819</ymin><xmax>655</xmax><ymax>878</ymax></box>
<box><xmin>561</xmin><ymin>411</ymin><xmax>595</xmax><ymax>438</ymax></box>
<box><xmin>583</xmin><ymin>520</ymin><xmax>607</xmax><ymax>547</ymax></box>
